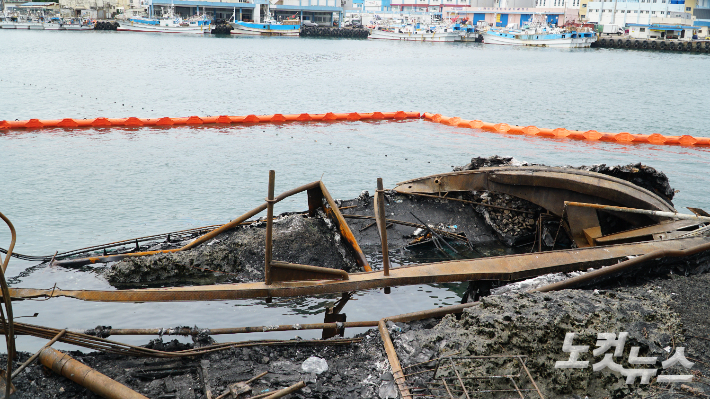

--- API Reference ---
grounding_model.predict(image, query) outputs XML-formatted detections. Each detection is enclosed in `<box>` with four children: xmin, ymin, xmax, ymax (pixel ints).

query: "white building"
<box><xmin>584</xmin><ymin>0</ymin><xmax>695</xmax><ymax>25</ymax></box>
<box><xmin>627</xmin><ymin>22</ymin><xmax>696</xmax><ymax>37</ymax></box>
<box><xmin>390</xmin><ymin>0</ymin><xmax>470</xmax><ymax>14</ymax></box>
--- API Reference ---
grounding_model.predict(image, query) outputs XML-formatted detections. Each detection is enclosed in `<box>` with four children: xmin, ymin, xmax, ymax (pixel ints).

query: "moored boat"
<box><xmin>229</xmin><ymin>19</ymin><xmax>300</xmax><ymax>36</ymax></box>
<box><xmin>369</xmin><ymin>24</ymin><xmax>460</xmax><ymax>42</ymax></box>
<box><xmin>117</xmin><ymin>4</ymin><xmax>211</xmax><ymax>34</ymax></box>
<box><xmin>481</xmin><ymin>16</ymin><xmax>596</xmax><ymax>48</ymax></box>
<box><xmin>14</xmin><ymin>16</ymin><xmax>44</xmax><ymax>29</ymax></box>
<box><xmin>118</xmin><ymin>15</ymin><xmax>211</xmax><ymax>33</ymax></box>
<box><xmin>43</xmin><ymin>16</ymin><xmax>64</xmax><ymax>30</ymax></box>
<box><xmin>63</xmin><ymin>17</ymin><xmax>93</xmax><ymax>30</ymax></box>
<box><xmin>0</xmin><ymin>15</ymin><xmax>17</xmax><ymax>29</ymax></box>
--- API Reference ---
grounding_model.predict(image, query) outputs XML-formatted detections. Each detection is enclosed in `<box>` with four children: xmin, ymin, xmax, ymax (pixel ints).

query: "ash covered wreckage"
<box><xmin>1</xmin><ymin>156</ymin><xmax>710</xmax><ymax>399</ymax></box>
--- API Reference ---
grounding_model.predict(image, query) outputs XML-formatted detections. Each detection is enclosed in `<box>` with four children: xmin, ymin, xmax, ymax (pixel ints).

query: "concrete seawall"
<box><xmin>592</xmin><ymin>36</ymin><xmax>710</xmax><ymax>52</ymax></box>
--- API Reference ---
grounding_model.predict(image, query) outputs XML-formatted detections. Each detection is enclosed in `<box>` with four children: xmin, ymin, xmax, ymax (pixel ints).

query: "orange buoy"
<box><xmin>242</xmin><ymin>115</ymin><xmax>260</xmax><ymax>123</ymax></box>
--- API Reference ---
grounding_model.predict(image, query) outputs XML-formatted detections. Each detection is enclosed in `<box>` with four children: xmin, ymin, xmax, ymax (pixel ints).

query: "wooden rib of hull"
<box><xmin>9</xmin><ymin>236</ymin><xmax>709</xmax><ymax>302</ymax></box>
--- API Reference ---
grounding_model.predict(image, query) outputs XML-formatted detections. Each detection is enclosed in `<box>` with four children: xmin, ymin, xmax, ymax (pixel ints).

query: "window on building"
<box><xmin>581</xmin><ymin>13</ymin><xmax>586</xmax><ymax>16</ymax></box>
<box><xmin>640</xmin><ymin>27</ymin><xmax>645</xmax><ymax>31</ymax></box>
<box><xmin>686</xmin><ymin>6</ymin><xmax>691</xmax><ymax>10</ymax></box>
<box><xmin>651</xmin><ymin>10</ymin><xmax>656</xmax><ymax>13</ymax></box>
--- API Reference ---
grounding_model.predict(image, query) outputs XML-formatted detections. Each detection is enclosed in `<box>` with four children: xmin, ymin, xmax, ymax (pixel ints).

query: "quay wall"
<box><xmin>592</xmin><ymin>36</ymin><xmax>710</xmax><ymax>52</ymax></box>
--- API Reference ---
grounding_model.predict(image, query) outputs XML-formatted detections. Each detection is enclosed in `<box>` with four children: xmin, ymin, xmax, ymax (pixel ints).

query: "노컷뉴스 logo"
<box><xmin>555</xmin><ymin>332</ymin><xmax>694</xmax><ymax>384</ymax></box>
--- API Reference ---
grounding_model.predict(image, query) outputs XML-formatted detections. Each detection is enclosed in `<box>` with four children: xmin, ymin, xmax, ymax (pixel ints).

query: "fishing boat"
<box><xmin>43</xmin><ymin>16</ymin><xmax>64</xmax><ymax>30</ymax></box>
<box><xmin>451</xmin><ymin>23</ymin><xmax>481</xmax><ymax>42</ymax></box>
<box><xmin>369</xmin><ymin>23</ymin><xmax>460</xmax><ymax>42</ymax></box>
<box><xmin>0</xmin><ymin>15</ymin><xmax>17</xmax><ymax>29</ymax></box>
<box><xmin>229</xmin><ymin>19</ymin><xmax>300</xmax><ymax>36</ymax></box>
<box><xmin>482</xmin><ymin>16</ymin><xmax>596</xmax><ymax>48</ymax></box>
<box><xmin>228</xmin><ymin>9</ymin><xmax>300</xmax><ymax>36</ymax></box>
<box><xmin>14</xmin><ymin>16</ymin><xmax>45</xmax><ymax>29</ymax></box>
<box><xmin>63</xmin><ymin>17</ymin><xmax>93</xmax><ymax>30</ymax></box>
<box><xmin>118</xmin><ymin>5</ymin><xmax>211</xmax><ymax>33</ymax></box>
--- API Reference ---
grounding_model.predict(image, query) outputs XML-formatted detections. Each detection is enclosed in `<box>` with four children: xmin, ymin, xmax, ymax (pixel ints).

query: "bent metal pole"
<box><xmin>564</xmin><ymin>201</ymin><xmax>710</xmax><ymax>223</ymax></box>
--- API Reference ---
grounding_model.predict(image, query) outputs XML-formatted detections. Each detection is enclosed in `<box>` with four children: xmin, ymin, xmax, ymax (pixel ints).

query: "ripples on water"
<box><xmin>1</xmin><ymin>30</ymin><xmax>710</xmax><ymax>351</ymax></box>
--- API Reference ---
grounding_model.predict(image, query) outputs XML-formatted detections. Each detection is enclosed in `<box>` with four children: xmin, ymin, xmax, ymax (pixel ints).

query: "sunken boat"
<box><xmin>8</xmin><ymin>157</ymin><xmax>710</xmax><ymax>303</ymax></box>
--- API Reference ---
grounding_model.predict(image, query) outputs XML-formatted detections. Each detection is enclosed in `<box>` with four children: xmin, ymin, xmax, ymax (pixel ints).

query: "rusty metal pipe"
<box><xmin>564</xmin><ymin>201</ymin><xmax>710</xmax><ymax>223</ymax></box>
<box><xmin>388</xmin><ymin>302</ymin><xmax>479</xmax><ymax>323</ymax></box>
<box><xmin>38</xmin><ymin>347</ymin><xmax>149</xmax><ymax>399</ymax></box>
<box><xmin>375</xmin><ymin>178</ymin><xmax>390</xmax><ymax>276</ymax></box>
<box><xmin>265</xmin><ymin>170</ymin><xmax>275</xmax><ymax>285</ymax></box>
<box><xmin>532</xmin><ymin>240</ymin><xmax>710</xmax><ymax>292</ymax></box>
<box><xmin>11</xmin><ymin>329</ymin><xmax>66</xmax><ymax>379</ymax></box>
<box><xmin>76</xmin><ymin>321</ymin><xmax>379</xmax><ymax>337</ymax></box>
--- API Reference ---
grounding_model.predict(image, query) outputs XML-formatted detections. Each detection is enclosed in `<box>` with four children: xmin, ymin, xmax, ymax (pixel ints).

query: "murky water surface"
<box><xmin>1</xmin><ymin>30</ymin><xmax>710</xmax><ymax>351</ymax></box>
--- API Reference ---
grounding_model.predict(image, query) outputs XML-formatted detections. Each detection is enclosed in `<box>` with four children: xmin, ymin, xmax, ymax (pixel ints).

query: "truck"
<box><xmin>601</xmin><ymin>24</ymin><xmax>625</xmax><ymax>35</ymax></box>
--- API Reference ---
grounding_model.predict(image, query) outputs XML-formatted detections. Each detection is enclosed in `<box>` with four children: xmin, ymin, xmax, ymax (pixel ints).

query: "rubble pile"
<box><xmin>453</xmin><ymin>155</ymin><xmax>528</xmax><ymax>171</ymax></box>
<box><xmin>103</xmin><ymin>213</ymin><xmax>357</xmax><ymax>288</ymax></box>
<box><xmin>582</xmin><ymin>163</ymin><xmax>676</xmax><ymax>204</ymax></box>
<box><xmin>468</xmin><ymin>191</ymin><xmax>543</xmax><ymax>246</ymax></box>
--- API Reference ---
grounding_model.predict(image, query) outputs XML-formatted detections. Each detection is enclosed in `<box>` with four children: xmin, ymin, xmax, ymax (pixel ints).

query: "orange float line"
<box><xmin>5</xmin><ymin>112</ymin><xmax>702</xmax><ymax>148</ymax></box>
<box><xmin>425</xmin><ymin>113</ymin><xmax>710</xmax><ymax>148</ymax></box>
<box><xmin>0</xmin><ymin>112</ymin><xmax>421</xmax><ymax>132</ymax></box>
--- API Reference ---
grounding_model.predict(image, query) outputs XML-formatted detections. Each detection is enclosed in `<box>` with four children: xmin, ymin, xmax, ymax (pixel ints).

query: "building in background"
<box><xmin>693</xmin><ymin>0</ymin><xmax>710</xmax><ymax>35</ymax></box>
<box><xmin>145</xmin><ymin>0</ymin><xmax>341</xmax><ymax>24</ymax></box>
<box><xmin>441</xmin><ymin>0</ymin><xmax>579</xmax><ymax>27</ymax></box>
<box><xmin>583</xmin><ymin>0</ymin><xmax>696</xmax><ymax>25</ymax></box>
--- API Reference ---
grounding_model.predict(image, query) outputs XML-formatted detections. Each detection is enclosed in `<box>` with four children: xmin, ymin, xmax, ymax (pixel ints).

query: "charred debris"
<box><xmin>1</xmin><ymin>156</ymin><xmax>710</xmax><ymax>399</ymax></box>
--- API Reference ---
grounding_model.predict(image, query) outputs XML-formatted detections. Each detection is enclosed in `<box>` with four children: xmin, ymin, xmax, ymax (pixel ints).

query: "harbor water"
<box><xmin>1</xmin><ymin>30</ymin><xmax>710</xmax><ymax>352</ymax></box>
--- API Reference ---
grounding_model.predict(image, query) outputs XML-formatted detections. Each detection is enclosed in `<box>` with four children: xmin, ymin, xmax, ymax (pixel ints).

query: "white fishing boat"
<box><xmin>43</xmin><ymin>16</ymin><xmax>64</xmax><ymax>30</ymax></box>
<box><xmin>117</xmin><ymin>5</ymin><xmax>211</xmax><ymax>33</ymax></box>
<box><xmin>63</xmin><ymin>17</ymin><xmax>93</xmax><ymax>30</ymax></box>
<box><xmin>14</xmin><ymin>16</ymin><xmax>44</xmax><ymax>29</ymax></box>
<box><xmin>0</xmin><ymin>15</ymin><xmax>17</xmax><ymax>29</ymax></box>
<box><xmin>369</xmin><ymin>23</ymin><xmax>460</xmax><ymax>42</ymax></box>
<box><xmin>481</xmin><ymin>15</ymin><xmax>596</xmax><ymax>48</ymax></box>
<box><xmin>118</xmin><ymin>15</ymin><xmax>211</xmax><ymax>33</ymax></box>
